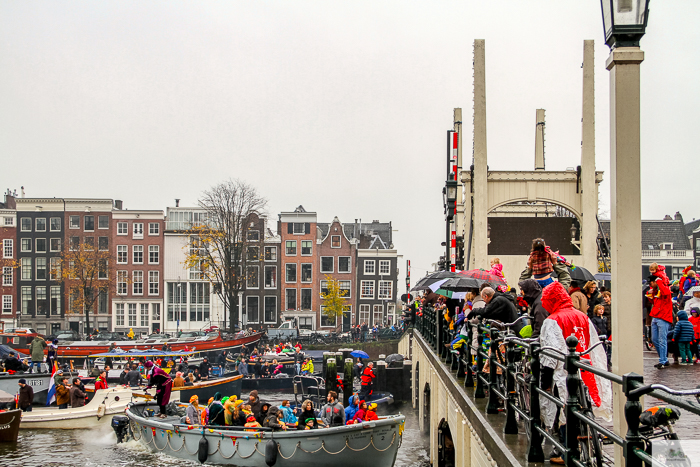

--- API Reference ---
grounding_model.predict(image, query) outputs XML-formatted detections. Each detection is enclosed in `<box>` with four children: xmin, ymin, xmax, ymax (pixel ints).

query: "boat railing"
<box><xmin>172</xmin><ymin>423</ymin><xmax>274</xmax><ymax>432</ymax></box>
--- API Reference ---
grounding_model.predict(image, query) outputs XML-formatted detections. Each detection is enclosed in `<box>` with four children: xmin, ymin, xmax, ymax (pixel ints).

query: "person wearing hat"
<box><xmin>70</xmin><ymin>378</ymin><xmax>87</xmax><ymax>408</ymax></box>
<box><xmin>53</xmin><ymin>368</ymin><xmax>65</xmax><ymax>387</ymax></box>
<box><xmin>28</xmin><ymin>336</ymin><xmax>47</xmax><ymax>374</ymax></box>
<box><xmin>364</xmin><ymin>403</ymin><xmax>379</xmax><ymax>422</ymax></box>
<box><xmin>296</xmin><ymin>399</ymin><xmax>318</xmax><ymax>430</ymax></box>
<box><xmin>683</xmin><ymin>287</ymin><xmax>700</xmax><ymax>311</ymax></box>
<box><xmin>18</xmin><ymin>379</ymin><xmax>34</xmax><ymax>412</ymax></box>
<box><xmin>247</xmin><ymin>390</ymin><xmax>262</xmax><ymax>420</ymax></box>
<box><xmin>4</xmin><ymin>351</ymin><xmax>23</xmax><ymax>373</ymax></box>
<box><xmin>244</xmin><ymin>414</ymin><xmax>262</xmax><ymax>431</ymax></box>
<box><xmin>56</xmin><ymin>376</ymin><xmax>70</xmax><ymax>409</ymax></box>
<box><xmin>47</xmin><ymin>339</ymin><xmax>58</xmax><ymax>371</ymax></box>
<box><xmin>145</xmin><ymin>360</ymin><xmax>172</xmax><ymax>418</ymax></box>
<box><xmin>186</xmin><ymin>395</ymin><xmax>200</xmax><ymax>425</ymax></box>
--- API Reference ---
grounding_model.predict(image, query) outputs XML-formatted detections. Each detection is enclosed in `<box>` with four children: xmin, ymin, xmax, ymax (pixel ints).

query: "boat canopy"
<box><xmin>89</xmin><ymin>350</ymin><xmax>195</xmax><ymax>358</ymax></box>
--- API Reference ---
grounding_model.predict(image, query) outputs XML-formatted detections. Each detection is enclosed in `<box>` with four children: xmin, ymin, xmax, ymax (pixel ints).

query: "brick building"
<box><xmin>278</xmin><ymin>206</ymin><xmax>318</xmax><ymax>330</ymax></box>
<box><xmin>0</xmin><ymin>194</ymin><xmax>17</xmax><ymax>328</ymax></box>
<box><xmin>112</xmin><ymin>209</ymin><xmax>165</xmax><ymax>335</ymax></box>
<box><xmin>317</xmin><ymin>217</ymin><xmax>357</xmax><ymax>331</ymax></box>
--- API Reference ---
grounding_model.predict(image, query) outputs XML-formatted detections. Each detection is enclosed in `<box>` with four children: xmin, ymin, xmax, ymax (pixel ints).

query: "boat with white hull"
<box><xmin>123</xmin><ymin>401</ymin><xmax>405</xmax><ymax>466</ymax></box>
<box><xmin>20</xmin><ymin>387</ymin><xmax>178</xmax><ymax>429</ymax></box>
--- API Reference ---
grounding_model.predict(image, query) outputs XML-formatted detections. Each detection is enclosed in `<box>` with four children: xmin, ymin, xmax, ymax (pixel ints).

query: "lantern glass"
<box><xmin>447</xmin><ymin>186</ymin><xmax>457</xmax><ymax>202</ymax></box>
<box><xmin>600</xmin><ymin>0</ymin><xmax>650</xmax><ymax>48</ymax></box>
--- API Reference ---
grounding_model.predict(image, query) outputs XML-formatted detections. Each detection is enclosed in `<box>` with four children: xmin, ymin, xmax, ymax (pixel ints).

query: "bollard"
<box><xmin>322</xmin><ymin>352</ymin><xmax>332</xmax><ymax>381</ymax></box>
<box><xmin>378</xmin><ymin>354</ymin><xmax>386</xmax><ymax>360</ymax></box>
<box><xmin>486</xmin><ymin>327</ymin><xmax>500</xmax><ymax>414</ymax></box>
<box><xmin>527</xmin><ymin>342</ymin><xmax>545</xmax><ymax>462</ymax></box>
<box><xmin>503</xmin><ymin>339</ymin><xmax>518</xmax><ymax>434</ymax></box>
<box><xmin>325</xmin><ymin>356</ymin><xmax>337</xmax><ymax>396</ymax></box>
<box><xmin>334</xmin><ymin>352</ymin><xmax>343</xmax><ymax>371</ymax></box>
<box><xmin>564</xmin><ymin>336</ymin><xmax>581</xmax><ymax>465</ymax></box>
<box><xmin>375</xmin><ymin>361</ymin><xmax>387</xmax><ymax>393</ymax></box>
<box><xmin>339</xmin><ymin>348</ymin><xmax>352</xmax><ymax>363</ymax></box>
<box><xmin>343</xmin><ymin>358</ymin><xmax>354</xmax><ymax>407</ymax></box>
<box><xmin>474</xmin><ymin>318</ymin><xmax>485</xmax><ymax>399</ymax></box>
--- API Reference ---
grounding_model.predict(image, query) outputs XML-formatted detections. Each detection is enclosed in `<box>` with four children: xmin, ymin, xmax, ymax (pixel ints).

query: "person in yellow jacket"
<box><xmin>301</xmin><ymin>358</ymin><xmax>314</xmax><ymax>375</ymax></box>
<box><xmin>127</xmin><ymin>328</ymin><xmax>135</xmax><ymax>340</ymax></box>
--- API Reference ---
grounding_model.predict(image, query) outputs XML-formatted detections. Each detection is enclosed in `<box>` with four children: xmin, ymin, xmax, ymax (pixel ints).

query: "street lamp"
<box><xmin>444</xmin><ymin>180</ymin><xmax>458</xmax><ymax>271</ymax></box>
<box><xmin>600</xmin><ymin>0</ymin><xmax>650</xmax><ymax>48</ymax></box>
<box><xmin>570</xmin><ymin>223</ymin><xmax>581</xmax><ymax>250</ymax></box>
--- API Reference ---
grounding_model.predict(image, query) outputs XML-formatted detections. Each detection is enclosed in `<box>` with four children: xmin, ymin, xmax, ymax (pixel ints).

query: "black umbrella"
<box><xmin>552</xmin><ymin>265</ymin><xmax>596</xmax><ymax>283</ymax></box>
<box><xmin>412</xmin><ymin>271</ymin><xmax>460</xmax><ymax>291</ymax></box>
<box><xmin>439</xmin><ymin>276</ymin><xmax>482</xmax><ymax>291</ymax></box>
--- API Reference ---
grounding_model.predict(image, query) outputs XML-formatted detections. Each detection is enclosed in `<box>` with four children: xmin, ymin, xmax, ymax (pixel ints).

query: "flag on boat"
<box><xmin>46</xmin><ymin>360</ymin><xmax>59</xmax><ymax>406</ymax></box>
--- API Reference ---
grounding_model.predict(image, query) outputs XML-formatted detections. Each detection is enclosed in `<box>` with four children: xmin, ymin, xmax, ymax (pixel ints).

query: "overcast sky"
<box><xmin>2</xmin><ymin>1</ymin><xmax>699</xmax><ymax>283</ymax></box>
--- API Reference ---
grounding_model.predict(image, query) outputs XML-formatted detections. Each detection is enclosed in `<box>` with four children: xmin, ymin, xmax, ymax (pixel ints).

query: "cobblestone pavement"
<box><xmin>642</xmin><ymin>349</ymin><xmax>700</xmax><ymax>440</ymax></box>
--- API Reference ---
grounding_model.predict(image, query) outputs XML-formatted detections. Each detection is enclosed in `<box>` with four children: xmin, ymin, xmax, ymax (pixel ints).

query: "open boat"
<box><xmin>0</xmin><ymin>371</ymin><xmax>52</xmax><ymax>405</ymax></box>
<box><xmin>20</xmin><ymin>386</ymin><xmax>171</xmax><ymax>429</ymax></box>
<box><xmin>120</xmin><ymin>401</ymin><xmax>405</xmax><ymax>466</ymax></box>
<box><xmin>173</xmin><ymin>374</ymin><xmax>243</xmax><ymax>402</ymax></box>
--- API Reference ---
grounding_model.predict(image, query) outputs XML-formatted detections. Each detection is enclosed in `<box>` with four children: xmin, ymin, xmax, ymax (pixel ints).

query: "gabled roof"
<box><xmin>685</xmin><ymin>218</ymin><xmax>700</xmax><ymax>236</ymax></box>
<box><xmin>599</xmin><ymin>219</ymin><xmax>691</xmax><ymax>250</ymax></box>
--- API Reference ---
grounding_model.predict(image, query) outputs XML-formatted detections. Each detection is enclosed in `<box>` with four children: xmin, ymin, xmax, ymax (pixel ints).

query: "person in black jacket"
<box><xmin>199</xmin><ymin>357</ymin><xmax>211</xmax><ymax>380</ymax></box>
<box><xmin>519</xmin><ymin>279</ymin><xmax>549</xmax><ymax>338</ymax></box>
<box><xmin>3</xmin><ymin>352</ymin><xmax>24</xmax><ymax>372</ymax></box>
<box><xmin>471</xmin><ymin>287</ymin><xmax>523</xmax><ymax>334</ymax></box>
<box><xmin>296</xmin><ymin>399</ymin><xmax>318</xmax><ymax>430</ymax></box>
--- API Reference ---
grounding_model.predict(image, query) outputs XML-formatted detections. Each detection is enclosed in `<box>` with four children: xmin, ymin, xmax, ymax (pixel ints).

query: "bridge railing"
<box><xmin>414</xmin><ymin>308</ymin><xmax>700</xmax><ymax>467</ymax></box>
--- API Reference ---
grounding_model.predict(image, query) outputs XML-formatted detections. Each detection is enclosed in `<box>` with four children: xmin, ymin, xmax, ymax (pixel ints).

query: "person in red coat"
<box><xmin>359</xmin><ymin>362</ymin><xmax>375</xmax><ymax>401</ymax></box>
<box><xmin>647</xmin><ymin>274</ymin><xmax>674</xmax><ymax>368</ymax></box>
<box><xmin>94</xmin><ymin>370</ymin><xmax>109</xmax><ymax>391</ymax></box>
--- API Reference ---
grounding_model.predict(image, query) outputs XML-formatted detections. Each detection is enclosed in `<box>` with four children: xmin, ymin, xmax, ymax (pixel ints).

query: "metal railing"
<box><xmin>414</xmin><ymin>308</ymin><xmax>700</xmax><ymax>467</ymax></box>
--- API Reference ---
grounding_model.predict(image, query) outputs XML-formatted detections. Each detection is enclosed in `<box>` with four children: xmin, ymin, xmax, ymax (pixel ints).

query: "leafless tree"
<box><xmin>184</xmin><ymin>179</ymin><xmax>267</xmax><ymax>332</ymax></box>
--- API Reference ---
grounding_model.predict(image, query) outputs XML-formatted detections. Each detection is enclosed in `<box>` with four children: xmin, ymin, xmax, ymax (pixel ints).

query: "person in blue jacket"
<box><xmin>344</xmin><ymin>394</ymin><xmax>360</xmax><ymax>423</ymax></box>
<box><xmin>278</xmin><ymin>400</ymin><xmax>298</xmax><ymax>427</ymax></box>
<box><xmin>671</xmin><ymin>310</ymin><xmax>696</xmax><ymax>364</ymax></box>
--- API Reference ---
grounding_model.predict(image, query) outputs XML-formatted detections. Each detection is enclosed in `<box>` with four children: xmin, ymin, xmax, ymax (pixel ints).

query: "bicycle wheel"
<box><xmin>578</xmin><ymin>415</ymin><xmax>603</xmax><ymax>467</ymax></box>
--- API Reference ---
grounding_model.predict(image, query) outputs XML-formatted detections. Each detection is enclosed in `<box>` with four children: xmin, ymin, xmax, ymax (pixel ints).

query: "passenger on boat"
<box><xmin>172</xmin><ymin>372</ymin><xmax>185</xmax><ymax>388</ymax></box>
<box><xmin>279</xmin><ymin>400</ymin><xmax>297</xmax><ymax>427</ymax></box>
<box><xmin>296</xmin><ymin>399</ymin><xmax>318</xmax><ymax>430</ymax></box>
<box><xmin>304</xmin><ymin>418</ymin><xmax>316</xmax><ymax>430</ymax></box>
<box><xmin>273</xmin><ymin>364</ymin><xmax>284</xmax><ymax>375</ymax></box>
<box><xmin>208</xmin><ymin>392</ymin><xmax>226</xmax><ymax>426</ymax></box>
<box><xmin>185</xmin><ymin>373</ymin><xmax>195</xmax><ymax>386</ymax></box>
<box><xmin>70</xmin><ymin>378</ymin><xmax>87</xmax><ymax>408</ymax></box>
<box><xmin>17</xmin><ymin>379</ymin><xmax>33</xmax><ymax>412</ymax></box>
<box><xmin>56</xmin><ymin>377</ymin><xmax>70</xmax><ymax>409</ymax></box>
<box><xmin>301</xmin><ymin>358</ymin><xmax>314</xmax><ymax>375</ymax></box>
<box><xmin>351</xmin><ymin>401</ymin><xmax>367</xmax><ymax>424</ymax></box>
<box><xmin>247</xmin><ymin>390</ymin><xmax>262</xmax><ymax>417</ymax></box>
<box><xmin>320</xmin><ymin>391</ymin><xmax>345</xmax><ymax>427</ymax></box>
<box><xmin>177</xmin><ymin>357</ymin><xmax>189</xmax><ymax>375</ymax></box>
<box><xmin>94</xmin><ymin>370</ymin><xmax>109</xmax><ymax>391</ymax></box>
<box><xmin>230</xmin><ymin>400</ymin><xmax>247</xmax><ymax>426</ymax></box>
<box><xmin>126</xmin><ymin>364</ymin><xmax>143</xmax><ymax>387</ymax></box>
<box><xmin>244</xmin><ymin>414</ymin><xmax>262</xmax><ymax>431</ymax></box>
<box><xmin>364</xmin><ymin>403</ymin><xmax>379</xmax><ymax>422</ymax></box>
<box><xmin>261</xmin><ymin>361</ymin><xmax>271</xmax><ymax>378</ymax></box>
<box><xmin>360</xmin><ymin>363</ymin><xmax>375</xmax><ymax>400</ymax></box>
<box><xmin>237</xmin><ymin>358</ymin><xmax>249</xmax><ymax>378</ymax></box>
<box><xmin>3</xmin><ymin>352</ymin><xmax>24</xmax><ymax>373</ymax></box>
<box><xmin>263</xmin><ymin>406</ymin><xmax>288</xmax><ymax>431</ymax></box>
<box><xmin>199</xmin><ymin>357</ymin><xmax>211</xmax><ymax>380</ymax></box>
<box><xmin>186</xmin><ymin>395</ymin><xmax>201</xmax><ymax>425</ymax></box>
<box><xmin>145</xmin><ymin>361</ymin><xmax>172</xmax><ymax>418</ymax></box>
<box><xmin>344</xmin><ymin>395</ymin><xmax>360</xmax><ymax>422</ymax></box>
<box><xmin>257</xmin><ymin>403</ymin><xmax>271</xmax><ymax>425</ymax></box>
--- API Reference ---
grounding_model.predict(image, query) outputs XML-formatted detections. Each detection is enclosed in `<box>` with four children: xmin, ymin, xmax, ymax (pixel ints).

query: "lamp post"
<box><xmin>444</xmin><ymin>180</ymin><xmax>457</xmax><ymax>272</ymax></box>
<box><xmin>601</xmin><ymin>1</ymin><xmax>649</xmax><ymax>464</ymax></box>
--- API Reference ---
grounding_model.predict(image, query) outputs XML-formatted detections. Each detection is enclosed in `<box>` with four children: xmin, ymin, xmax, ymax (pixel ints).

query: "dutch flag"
<box><xmin>46</xmin><ymin>361</ymin><xmax>59</xmax><ymax>407</ymax></box>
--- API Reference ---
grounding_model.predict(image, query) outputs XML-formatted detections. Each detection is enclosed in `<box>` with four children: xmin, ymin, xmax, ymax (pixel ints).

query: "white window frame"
<box><xmin>331</xmin><ymin>235</ymin><xmax>341</xmax><ymax>248</ymax></box>
<box><xmin>301</xmin><ymin>240</ymin><xmax>312</xmax><ymax>256</ymax></box>
<box><xmin>49</xmin><ymin>257</ymin><xmax>60</xmax><ymax>281</ymax></box>
<box><xmin>36</xmin><ymin>257</ymin><xmax>47</xmax><ymax>281</ymax></box>
<box><xmin>133</xmin><ymin>271</ymin><xmax>143</xmax><ymax>295</ymax></box>
<box><xmin>387</xmin><ymin>304</ymin><xmax>396</xmax><ymax>325</ymax></box>
<box><xmin>133</xmin><ymin>245</ymin><xmax>144</xmax><ymax>264</ymax></box>
<box><xmin>263</xmin><ymin>296</ymin><xmax>277</xmax><ymax>324</ymax></box>
<box><xmin>133</xmin><ymin>223</ymin><xmax>144</xmax><ymax>239</ymax></box>
<box><xmin>359</xmin><ymin>304</ymin><xmax>370</xmax><ymax>325</ymax></box>
<box><xmin>69</xmin><ymin>215</ymin><xmax>80</xmax><ymax>229</ymax></box>
<box><xmin>246</xmin><ymin>265</ymin><xmax>259</xmax><ymax>289</ymax></box>
<box><xmin>285</xmin><ymin>240</ymin><xmax>297</xmax><ymax>256</ymax></box>
<box><xmin>50</xmin><ymin>217</ymin><xmax>61</xmax><ymax>231</ymax></box>
<box><xmin>98</xmin><ymin>215</ymin><xmax>109</xmax><ymax>229</ymax></box>
<box><xmin>285</xmin><ymin>288</ymin><xmax>297</xmax><ymax>311</ymax></box>
<box><xmin>246</xmin><ymin>295</ymin><xmax>260</xmax><ymax>324</ymax></box>
<box><xmin>117</xmin><ymin>245</ymin><xmax>127</xmax><ymax>264</ymax></box>
<box><xmin>117</xmin><ymin>222</ymin><xmax>128</xmax><ymax>235</ymax></box>
<box><xmin>140</xmin><ymin>303</ymin><xmax>149</xmax><ymax>327</ymax></box>
<box><xmin>20</xmin><ymin>217</ymin><xmax>31</xmax><ymax>232</ymax></box>
<box><xmin>320</xmin><ymin>256</ymin><xmax>334</xmax><ymax>273</ymax></box>
<box><xmin>128</xmin><ymin>303</ymin><xmax>137</xmax><ymax>327</ymax></box>
<box><xmin>285</xmin><ymin>263</ymin><xmax>297</xmax><ymax>283</ymax></box>
<box><xmin>378</xmin><ymin>280</ymin><xmax>393</xmax><ymax>299</ymax></box>
<box><xmin>364</xmin><ymin>260</ymin><xmax>375</xmax><ymax>275</ymax></box>
<box><xmin>117</xmin><ymin>270</ymin><xmax>128</xmax><ymax>295</ymax></box>
<box><xmin>3</xmin><ymin>217</ymin><xmax>14</xmax><ymax>226</ymax></box>
<box><xmin>50</xmin><ymin>238</ymin><xmax>61</xmax><ymax>252</ymax></box>
<box><xmin>2</xmin><ymin>295</ymin><xmax>12</xmax><ymax>314</ymax></box>
<box><xmin>149</xmin><ymin>271</ymin><xmax>159</xmax><ymax>295</ymax></box>
<box><xmin>300</xmin><ymin>263</ymin><xmax>312</xmax><ymax>283</ymax></box>
<box><xmin>264</xmin><ymin>246</ymin><xmax>277</xmax><ymax>261</ymax></box>
<box><xmin>35</xmin><ymin>217</ymin><xmax>47</xmax><ymax>232</ymax></box>
<box><xmin>372</xmin><ymin>304</ymin><xmax>383</xmax><ymax>326</ymax></box>
<box><xmin>2</xmin><ymin>267</ymin><xmax>12</xmax><ymax>286</ymax></box>
<box><xmin>21</xmin><ymin>258</ymin><xmax>31</xmax><ymax>281</ymax></box>
<box><xmin>83</xmin><ymin>215</ymin><xmax>94</xmax><ymax>232</ymax></box>
<box><xmin>300</xmin><ymin>288</ymin><xmax>312</xmax><ymax>310</ymax></box>
<box><xmin>21</xmin><ymin>238</ymin><xmax>32</xmax><ymax>253</ymax></box>
<box><xmin>149</xmin><ymin>222</ymin><xmax>160</xmax><ymax>235</ymax></box>
<box><xmin>320</xmin><ymin>306</ymin><xmax>337</xmax><ymax>328</ymax></box>
<box><xmin>247</xmin><ymin>230</ymin><xmax>260</xmax><ymax>241</ymax></box>
<box><xmin>379</xmin><ymin>260</ymin><xmax>391</xmax><ymax>275</ymax></box>
<box><xmin>338</xmin><ymin>256</ymin><xmax>351</xmax><ymax>273</ymax></box>
<box><xmin>3</xmin><ymin>239</ymin><xmax>13</xmax><ymax>258</ymax></box>
<box><xmin>116</xmin><ymin>303</ymin><xmax>125</xmax><ymax>326</ymax></box>
<box><xmin>360</xmin><ymin>280</ymin><xmax>375</xmax><ymax>299</ymax></box>
<box><xmin>339</xmin><ymin>280</ymin><xmax>351</xmax><ymax>298</ymax></box>
<box><xmin>35</xmin><ymin>238</ymin><xmax>47</xmax><ymax>253</ymax></box>
<box><xmin>149</xmin><ymin>245</ymin><xmax>159</xmax><ymax>264</ymax></box>
<box><xmin>264</xmin><ymin>265</ymin><xmax>277</xmax><ymax>289</ymax></box>
<box><xmin>292</xmin><ymin>223</ymin><xmax>305</xmax><ymax>235</ymax></box>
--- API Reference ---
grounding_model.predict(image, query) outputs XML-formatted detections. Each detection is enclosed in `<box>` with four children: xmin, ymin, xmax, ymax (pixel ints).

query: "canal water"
<box><xmin>0</xmin><ymin>392</ymin><xmax>429</xmax><ymax>467</ymax></box>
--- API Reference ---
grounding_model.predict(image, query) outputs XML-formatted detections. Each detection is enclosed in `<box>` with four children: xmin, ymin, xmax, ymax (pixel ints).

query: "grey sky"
<box><xmin>1</xmin><ymin>1</ymin><xmax>699</xmax><ymax>282</ymax></box>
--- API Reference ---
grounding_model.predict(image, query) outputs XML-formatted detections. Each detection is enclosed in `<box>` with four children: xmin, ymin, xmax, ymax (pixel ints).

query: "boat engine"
<box><xmin>111</xmin><ymin>415</ymin><xmax>130</xmax><ymax>443</ymax></box>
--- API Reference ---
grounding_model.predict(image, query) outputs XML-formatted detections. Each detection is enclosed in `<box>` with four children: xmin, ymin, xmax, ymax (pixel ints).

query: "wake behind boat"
<box><xmin>119</xmin><ymin>401</ymin><xmax>405</xmax><ymax>467</ymax></box>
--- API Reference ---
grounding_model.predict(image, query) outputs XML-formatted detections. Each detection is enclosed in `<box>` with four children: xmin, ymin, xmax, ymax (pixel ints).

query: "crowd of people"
<box><xmin>182</xmin><ymin>388</ymin><xmax>380</xmax><ymax>431</ymax></box>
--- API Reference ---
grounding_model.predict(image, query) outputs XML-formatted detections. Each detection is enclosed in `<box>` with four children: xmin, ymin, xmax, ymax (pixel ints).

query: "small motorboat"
<box><xmin>118</xmin><ymin>401</ymin><xmax>405</xmax><ymax>466</ymax></box>
<box><xmin>172</xmin><ymin>374</ymin><xmax>244</xmax><ymax>402</ymax></box>
<box><xmin>0</xmin><ymin>371</ymin><xmax>52</xmax><ymax>405</ymax></box>
<box><xmin>0</xmin><ymin>389</ymin><xmax>20</xmax><ymax>442</ymax></box>
<box><xmin>20</xmin><ymin>386</ymin><xmax>169</xmax><ymax>429</ymax></box>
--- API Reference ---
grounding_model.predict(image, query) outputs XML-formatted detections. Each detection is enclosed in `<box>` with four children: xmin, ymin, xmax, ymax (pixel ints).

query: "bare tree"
<box><xmin>183</xmin><ymin>179</ymin><xmax>267</xmax><ymax>332</ymax></box>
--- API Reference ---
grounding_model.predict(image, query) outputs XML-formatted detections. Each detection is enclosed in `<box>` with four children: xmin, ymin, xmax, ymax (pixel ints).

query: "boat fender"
<box><xmin>198</xmin><ymin>435</ymin><xmax>209</xmax><ymax>464</ymax></box>
<box><xmin>97</xmin><ymin>403</ymin><xmax>106</xmax><ymax>419</ymax></box>
<box><xmin>265</xmin><ymin>439</ymin><xmax>278</xmax><ymax>466</ymax></box>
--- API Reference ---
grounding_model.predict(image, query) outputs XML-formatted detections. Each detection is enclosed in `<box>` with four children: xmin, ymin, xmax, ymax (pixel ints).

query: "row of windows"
<box><xmin>246</xmin><ymin>246</ymin><xmax>277</xmax><ymax>262</ymax></box>
<box><xmin>117</xmin><ymin>270</ymin><xmax>160</xmax><ymax>296</ymax></box>
<box><xmin>16</xmin><ymin>285</ymin><xmax>64</xmax><ymax>315</ymax></box>
<box><xmin>245</xmin><ymin>296</ymin><xmax>277</xmax><ymax>324</ymax></box>
<box><xmin>19</xmin><ymin>257</ymin><xmax>63</xmax><ymax>281</ymax></box>
<box><xmin>117</xmin><ymin>245</ymin><xmax>159</xmax><ymax>264</ymax></box>
<box><xmin>115</xmin><ymin>303</ymin><xmax>160</xmax><ymax>327</ymax></box>
<box><xmin>117</xmin><ymin>222</ymin><xmax>160</xmax><ymax>237</ymax></box>
<box><xmin>363</xmin><ymin>260</ymin><xmax>392</xmax><ymax>275</ymax></box>
<box><xmin>20</xmin><ymin>237</ymin><xmax>64</xmax><ymax>253</ymax></box>
<box><xmin>360</xmin><ymin>280</ymin><xmax>393</xmax><ymax>300</ymax></box>
<box><xmin>166</xmin><ymin>282</ymin><xmax>210</xmax><ymax>322</ymax></box>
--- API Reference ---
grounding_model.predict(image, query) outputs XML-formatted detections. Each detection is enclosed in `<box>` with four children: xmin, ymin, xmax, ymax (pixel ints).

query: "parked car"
<box><xmin>91</xmin><ymin>332</ymin><xmax>123</xmax><ymax>341</ymax></box>
<box><xmin>48</xmin><ymin>330</ymin><xmax>81</xmax><ymax>341</ymax></box>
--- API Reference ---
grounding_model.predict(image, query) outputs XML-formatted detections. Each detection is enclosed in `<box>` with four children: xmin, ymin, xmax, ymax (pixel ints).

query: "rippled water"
<box><xmin>0</xmin><ymin>393</ymin><xmax>429</xmax><ymax>467</ymax></box>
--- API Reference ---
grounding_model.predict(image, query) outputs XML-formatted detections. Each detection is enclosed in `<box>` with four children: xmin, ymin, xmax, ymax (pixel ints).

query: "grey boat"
<box><xmin>122</xmin><ymin>402</ymin><xmax>405</xmax><ymax>466</ymax></box>
<box><xmin>0</xmin><ymin>370</ymin><xmax>51</xmax><ymax>404</ymax></box>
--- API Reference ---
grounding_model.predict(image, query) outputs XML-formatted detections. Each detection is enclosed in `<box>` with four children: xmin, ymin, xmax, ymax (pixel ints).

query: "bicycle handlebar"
<box><xmin>486</xmin><ymin>315</ymin><xmax>527</xmax><ymax>328</ymax></box>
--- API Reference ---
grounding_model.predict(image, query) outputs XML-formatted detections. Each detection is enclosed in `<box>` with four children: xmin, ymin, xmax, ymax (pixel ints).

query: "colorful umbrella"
<box><xmin>458</xmin><ymin>269</ymin><xmax>507</xmax><ymax>288</ymax></box>
<box><xmin>350</xmin><ymin>350</ymin><xmax>370</xmax><ymax>359</ymax></box>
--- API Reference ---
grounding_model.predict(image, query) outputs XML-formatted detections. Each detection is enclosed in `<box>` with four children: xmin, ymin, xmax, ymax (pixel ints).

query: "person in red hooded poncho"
<box><xmin>538</xmin><ymin>281</ymin><xmax>612</xmax><ymax>464</ymax></box>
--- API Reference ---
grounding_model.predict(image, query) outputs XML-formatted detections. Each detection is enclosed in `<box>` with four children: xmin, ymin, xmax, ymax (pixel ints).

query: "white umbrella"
<box><xmin>685</xmin><ymin>285</ymin><xmax>700</xmax><ymax>296</ymax></box>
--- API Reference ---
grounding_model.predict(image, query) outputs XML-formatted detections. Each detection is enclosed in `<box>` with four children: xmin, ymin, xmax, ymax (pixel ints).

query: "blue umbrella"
<box><xmin>350</xmin><ymin>350</ymin><xmax>369</xmax><ymax>359</ymax></box>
